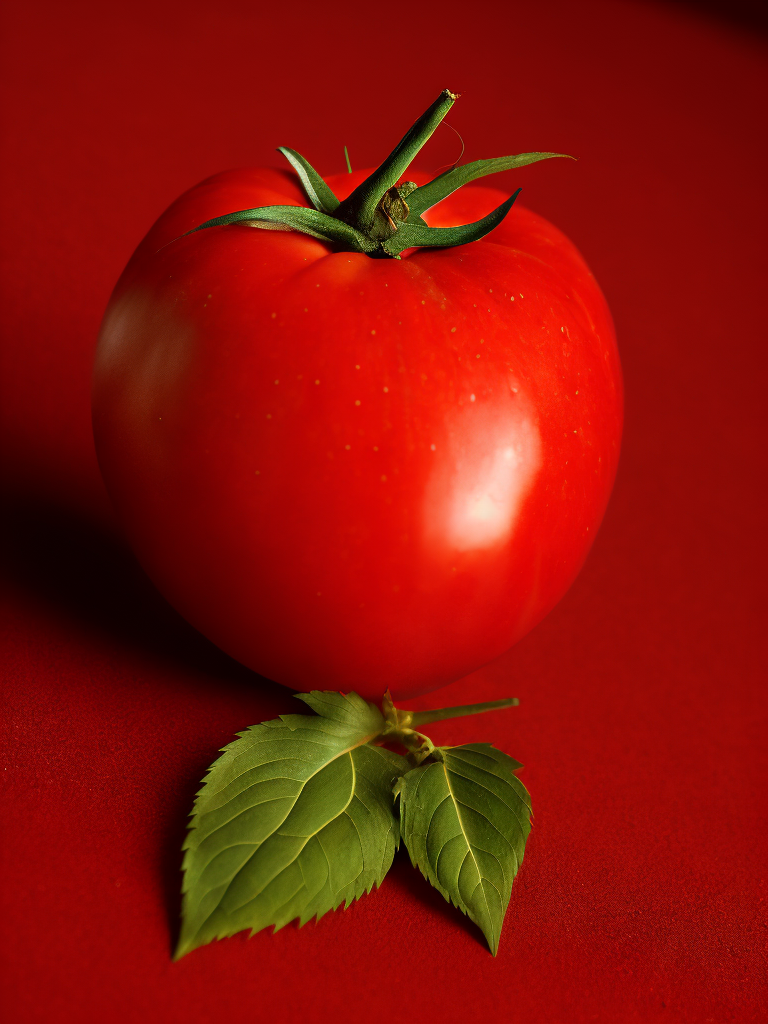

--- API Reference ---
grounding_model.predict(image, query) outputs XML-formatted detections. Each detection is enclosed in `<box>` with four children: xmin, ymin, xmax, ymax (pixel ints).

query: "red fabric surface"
<box><xmin>1</xmin><ymin>1</ymin><xmax>766</xmax><ymax>1021</ymax></box>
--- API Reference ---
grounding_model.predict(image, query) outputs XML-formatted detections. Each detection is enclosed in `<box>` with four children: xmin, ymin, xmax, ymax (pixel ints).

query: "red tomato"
<box><xmin>92</xmin><ymin>166</ymin><xmax>622</xmax><ymax>701</ymax></box>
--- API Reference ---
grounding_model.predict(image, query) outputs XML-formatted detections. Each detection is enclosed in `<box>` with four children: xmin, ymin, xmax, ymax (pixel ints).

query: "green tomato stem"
<box><xmin>334</xmin><ymin>89</ymin><xmax>457</xmax><ymax>234</ymax></box>
<box><xmin>180</xmin><ymin>90</ymin><xmax>573</xmax><ymax>259</ymax></box>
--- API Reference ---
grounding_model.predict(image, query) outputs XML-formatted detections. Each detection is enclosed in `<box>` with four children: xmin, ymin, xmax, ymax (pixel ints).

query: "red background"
<box><xmin>1</xmin><ymin>1</ymin><xmax>766</xmax><ymax>1021</ymax></box>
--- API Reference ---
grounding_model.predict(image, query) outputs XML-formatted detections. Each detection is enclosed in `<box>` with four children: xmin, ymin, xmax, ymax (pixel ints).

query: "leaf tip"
<box><xmin>478</xmin><ymin>919</ymin><xmax>501</xmax><ymax>957</ymax></box>
<box><xmin>172</xmin><ymin>936</ymin><xmax>192</xmax><ymax>962</ymax></box>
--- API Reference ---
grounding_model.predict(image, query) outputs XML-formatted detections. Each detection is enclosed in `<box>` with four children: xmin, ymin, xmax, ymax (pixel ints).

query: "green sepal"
<box><xmin>277</xmin><ymin>147</ymin><xmax>340</xmax><ymax>214</ymax></box>
<box><xmin>396</xmin><ymin>743</ymin><xmax>532</xmax><ymax>956</ymax></box>
<box><xmin>175</xmin><ymin>691</ymin><xmax>408</xmax><ymax>958</ymax></box>
<box><xmin>382</xmin><ymin>189</ymin><xmax>522</xmax><ymax>258</ymax></box>
<box><xmin>406</xmin><ymin>152</ymin><xmax>574</xmax><ymax>217</ymax></box>
<box><xmin>185</xmin><ymin>204</ymin><xmax>377</xmax><ymax>253</ymax></box>
<box><xmin>334</xmin><ymin>88</ymin><xmax>457</xmax><ymax>233</ymax></box>
<box><xmin>179</xmin><ymin>91</ymin><xmax>572</xmax><ymax>259</ymax></box>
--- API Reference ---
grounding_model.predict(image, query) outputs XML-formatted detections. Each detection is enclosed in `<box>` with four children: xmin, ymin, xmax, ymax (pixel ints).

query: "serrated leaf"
<box><xmin>396</xmin><ymin>743</ymin><xmax>532</xmax><ymax>955</ymax></box>
<box><xmin>176</xmin><ymin>692</ymin><xmax>407</xmax><ymax>958</ymax></box>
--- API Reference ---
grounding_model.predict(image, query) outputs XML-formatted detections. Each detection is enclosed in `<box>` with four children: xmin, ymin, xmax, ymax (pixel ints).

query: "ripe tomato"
<box><xmin>92</xmin><ymin>160</ymin><xmax>622</xmax><ymax>701</ymax></box>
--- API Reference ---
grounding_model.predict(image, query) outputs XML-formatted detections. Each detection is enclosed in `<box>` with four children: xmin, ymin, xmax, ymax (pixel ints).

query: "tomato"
<box><xmin>92</xmin><ymin>156</ymin><xmax>622</xmax><ymax>701</ymax></box>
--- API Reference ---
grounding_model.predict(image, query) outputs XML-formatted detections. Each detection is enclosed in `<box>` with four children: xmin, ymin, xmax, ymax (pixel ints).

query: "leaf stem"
<box><xmin>411</xmin><ymin>698</ymin><xmax>518</xmax><ymax>728</ymax></box>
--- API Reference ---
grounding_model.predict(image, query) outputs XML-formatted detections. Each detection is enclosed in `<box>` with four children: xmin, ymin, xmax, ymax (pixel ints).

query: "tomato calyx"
<box><xmin>182</xmin><ymin>89</ymin><xmax>574</xmax><ymax>258</ymax></box>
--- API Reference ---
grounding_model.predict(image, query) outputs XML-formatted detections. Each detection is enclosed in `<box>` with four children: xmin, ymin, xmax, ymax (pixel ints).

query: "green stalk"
<box><xmin>411</xmin><ymin>698</ymin><xmax>519</xmax><ymax>728</ymax></box>
<box><xmin>334</xmin><ymin>89</ymin><xmax>457</xmax><ymax>233</ymax></box>
<box><xmin>380</xmin><ymin>691</ymin><xmax>519</xmax><ymax>749</ymax></box>
<box><xmin>179</xmin><ymin>90</ymin><xmax>573</xmax><ymax>259</ymax></box>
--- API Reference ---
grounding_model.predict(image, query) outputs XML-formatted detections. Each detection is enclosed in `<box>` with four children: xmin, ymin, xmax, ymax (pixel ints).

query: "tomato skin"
<box><xmin>92</xmin><ymin>167</ymin><xmax>622</xmax><ymax>701</ymax></box>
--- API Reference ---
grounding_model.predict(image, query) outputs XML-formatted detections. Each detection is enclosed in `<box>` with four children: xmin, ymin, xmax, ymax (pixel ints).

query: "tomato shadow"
<box><xmin>2</xmin><ymin>496</ymin><xmax>484</xmax><ymax>956</ymax></box>
<box><xmin>2</xmin><ymin>495</ymin><xmax>300</xmax><ymax>956</ymax></box>
<box><xmin>0</xmin><ymin>495</ymin><xmax>278</xmax><ymax>696</ymax></box>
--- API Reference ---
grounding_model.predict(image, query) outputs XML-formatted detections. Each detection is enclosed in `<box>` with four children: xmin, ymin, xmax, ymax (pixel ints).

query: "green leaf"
<box><xmin>186</xmin><ymin>204</ymin><xmax>377</xmax><ymax>253</ymax></box>
<box><xmin>406</xmin><ymin>152</ymin><xmax>573</xmax><ymax>217</ymax></box>
<box><xmin>382</xmin><ymin>189</ymin><xmax>521</xmax><ymax>259</ymax></box>
<box><xmin>277</xmin><ymin>147</ymin><xmax>340</xmax><ymax>213</ymax></box>
<box><xmin>396</xmin><ymin>743</ymin><xmax>532</xmax><ymax>955</ymax></box>
<box><xmin>176</xmin><ymin>691</ymin><xmax>407</xmax><ymax>958</ymax></box>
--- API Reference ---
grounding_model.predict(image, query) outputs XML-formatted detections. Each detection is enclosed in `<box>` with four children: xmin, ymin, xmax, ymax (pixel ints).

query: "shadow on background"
<box><xmin>667</xmin><ymin>0</ymin><xmax>767</xmax><ymax>33</ymax></box>
<box><xmin>0</xmin><ymin>498</ymin><xmax>494</xmax><ymax>954</ymax></box>
<box><xmin>386</xmin><ymin>847</ymin><xmax>483</xmax><ymax>945</ymax></box>
<box><xmin>0</xmin><ymin>496</ymin><xmax>275</xmax><ymax>694</ymax></box>
<box><xmin>1</xmin><ymin>496</ymin><xmax>297</xmax><ymax>954</ymax></box>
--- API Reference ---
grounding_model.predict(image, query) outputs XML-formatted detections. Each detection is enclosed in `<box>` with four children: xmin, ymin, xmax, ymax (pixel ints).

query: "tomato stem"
<box><xmin>334</xmin><ymin>89</ymin><xmax>458</xmax><ymax>234</ymax></box>
<box><xmin>180</xmin><ymin>91</ymin><xmax>574</xmax><ymax>258</ymax></box>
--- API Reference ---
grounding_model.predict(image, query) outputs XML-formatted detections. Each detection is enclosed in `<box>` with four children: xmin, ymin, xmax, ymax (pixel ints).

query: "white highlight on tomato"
<box><xmin>423</xmin><ymin>393</ymin><xmax>542</xmax><ymax>552</ymax></box>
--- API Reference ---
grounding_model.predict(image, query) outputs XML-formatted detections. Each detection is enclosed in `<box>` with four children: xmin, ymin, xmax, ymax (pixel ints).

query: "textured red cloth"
<box><xmin>1</xmin><ymin>1</ymin><xmax>766</xmax><ymax>1021</ymax></box>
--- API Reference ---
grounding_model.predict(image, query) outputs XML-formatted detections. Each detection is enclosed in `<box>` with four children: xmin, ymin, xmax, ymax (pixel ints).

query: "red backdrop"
<box><xmin>1</xmin><ymin>1</ymin><xmax>766</xmax><ymax>1021</ymax></box>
